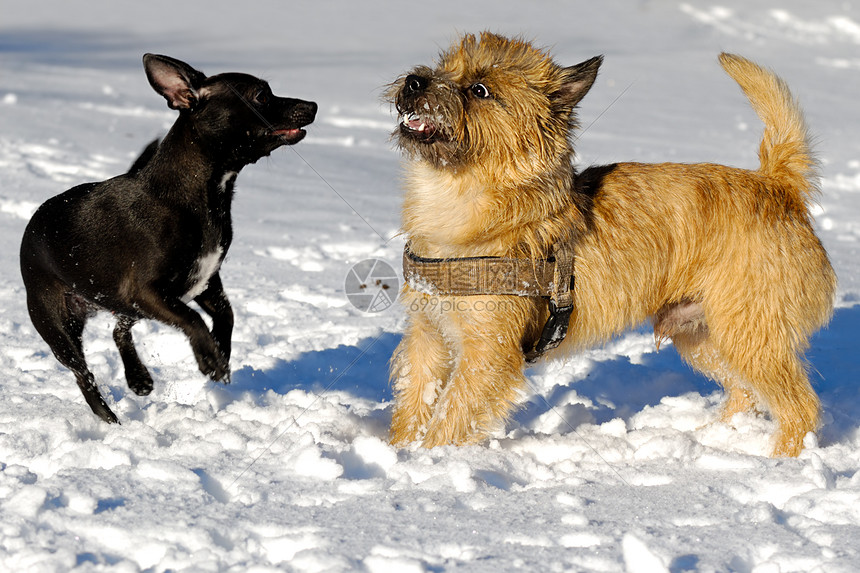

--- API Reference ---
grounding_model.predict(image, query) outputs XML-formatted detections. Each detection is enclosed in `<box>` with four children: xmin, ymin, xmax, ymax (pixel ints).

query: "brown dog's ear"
<box><xmin>556</xmin><ymin>55</ymin><xmax>603</xmax><ymax>108</ymax></box>
<box><xmin>142</xmin><ymin>54</ymin><xmax>207</xmax><ymax>110</ymax></box>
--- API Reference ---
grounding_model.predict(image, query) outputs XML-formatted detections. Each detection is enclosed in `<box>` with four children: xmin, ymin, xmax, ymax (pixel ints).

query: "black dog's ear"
<box><xmin>143</xmin><ymin>54</ymin><xmax>207</xmax><ymax>110</ymax></box>
<box><xmin>555</xmin><ymin>55</ymin><xmax>603</xmax><ymax>109</ymax></box>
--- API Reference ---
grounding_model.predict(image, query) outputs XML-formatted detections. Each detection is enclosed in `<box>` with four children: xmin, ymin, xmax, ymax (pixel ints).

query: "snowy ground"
<box><xmin>2</xmin><ymin>1</ymin><xmax>860</xmax><ymax>571</ymax></box>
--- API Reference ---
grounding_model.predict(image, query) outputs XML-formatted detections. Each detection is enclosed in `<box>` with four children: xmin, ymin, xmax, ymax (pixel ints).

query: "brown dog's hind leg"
<box><xmin>670</xmin><ymin>330</ymin><xmax>757</xmax><ymax>422</ymax></box>
<box><xmin>657</xmin><ymin>301</ymin><xmax>759</xmax><ymax>425</ymax></box>
<box><xmin>733</xmin><ymin>347</ymin><xmax>819</xmax><ymax>457</ymax></box>
<box><xmin>676</xmin><ymin>303</ymin><xmax>820</xmax><ymax>457</ymax></box>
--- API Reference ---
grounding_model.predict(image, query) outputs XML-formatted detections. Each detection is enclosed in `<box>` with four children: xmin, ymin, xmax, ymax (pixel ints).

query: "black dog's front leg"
<box><xmin>194</xmin><ymin>273</ymin><xmax>234</xmax><ymax>365</ymax></box>
<box><xmin>135</xmin><ymin>290</ymin><xmax>230</xmax><ymax>383</ymax></box>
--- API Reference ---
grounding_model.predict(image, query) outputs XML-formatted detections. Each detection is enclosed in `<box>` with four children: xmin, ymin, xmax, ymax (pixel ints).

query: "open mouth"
<box><xmin>400</xmin><ymin>111</ymin><xmax>439</xmax><ymax>141</ymax></box>
<box><xmin>270</xmin><ymin>128</ymin><xmax>307</xmax><ymax>145</ymax></box>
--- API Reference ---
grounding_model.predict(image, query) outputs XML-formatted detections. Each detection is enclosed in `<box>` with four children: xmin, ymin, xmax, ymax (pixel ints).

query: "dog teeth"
<box><xmin>402</xmin><ymin>112</ymin><xmax>426</xmax><ymax>132</ymax></box>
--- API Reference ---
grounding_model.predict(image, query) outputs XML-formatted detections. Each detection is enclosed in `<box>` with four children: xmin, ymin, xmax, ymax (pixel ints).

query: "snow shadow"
<box><xmin>517</xmin><ymin>335</ymin><xmax>712</xmax><ymax>431</ymax></box>
<box><xmin>807</xmin><ymin>304</ymin><xmax>860</xmax><ymax>446</ymax></box>
<box><xmin>233</xmin><ymin>327</ymin><xmax>705</xmax><ymax>421</ymax></box>
<box><xmin>231</xmin><ymin>332</ymin><xmax>400</xmax><ymax>402</ymax></box>
<box><xmin>516</xmin><ymin>305</ymin><xmax>860</xmax><ymax>441</ymax></box>
<box><xmin>231</xmin><ymin>305</ymin><xmax>859</xmax><ymax>445</ymax></box>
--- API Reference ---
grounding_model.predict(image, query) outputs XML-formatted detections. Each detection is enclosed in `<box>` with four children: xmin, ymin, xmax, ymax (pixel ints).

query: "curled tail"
<box><xmin>719</xmin><ymin>53</ymin><xmax>818</xmax><ymax>200</ymax></box>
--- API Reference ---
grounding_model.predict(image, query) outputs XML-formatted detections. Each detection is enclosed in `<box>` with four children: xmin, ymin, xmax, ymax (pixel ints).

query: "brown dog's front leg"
<box><xmin>420</xmin><ymin>297</ymin><xmax>530</xmax><ymax>447</ymax></box>
<box><xmin>390</xmin><ymin>305</ymin><xmax>453</xmax><ymax>445</ymax></box>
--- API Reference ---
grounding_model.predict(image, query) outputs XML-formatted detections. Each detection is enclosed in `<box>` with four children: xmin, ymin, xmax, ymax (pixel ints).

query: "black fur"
<box><xmin>20</xmin><ymin>54</ymin><xmax>316</xmax><ymax>423</ymax></box>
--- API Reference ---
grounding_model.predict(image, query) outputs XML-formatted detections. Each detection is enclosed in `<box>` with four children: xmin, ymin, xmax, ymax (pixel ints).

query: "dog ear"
<box><xmin>556</xmin><ymin>55</ymin><xmax>603</xmax><ymax>109</ymax></box>
<box><xmin>143</xmin><ymin>54</ymin><xmax>207</xmax><ymax>110</ymax></box>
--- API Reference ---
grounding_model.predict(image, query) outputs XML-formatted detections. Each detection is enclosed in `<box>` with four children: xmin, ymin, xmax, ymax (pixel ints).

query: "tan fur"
<box><xmin>387</xmin><ymin>33</ymin><xmax>836</xmax><ymax>456</ymax></box>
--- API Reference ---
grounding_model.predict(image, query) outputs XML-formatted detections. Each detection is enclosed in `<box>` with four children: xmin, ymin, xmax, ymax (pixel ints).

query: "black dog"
<box><xmin>20</xmin><ymin>54</ymin><xmax>317</xmax><ymax>423</ymax></box>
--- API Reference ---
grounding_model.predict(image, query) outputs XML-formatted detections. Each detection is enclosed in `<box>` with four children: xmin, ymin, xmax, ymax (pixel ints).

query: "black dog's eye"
<box><xmin>470</xmin><ymin>83</ymin><xmax>491</xmax><ymax>99</ymax></box>
<box><xmin>254</xmin><ymin>90</ymin><xmax>270</xmax><ymax>105</ymax></box>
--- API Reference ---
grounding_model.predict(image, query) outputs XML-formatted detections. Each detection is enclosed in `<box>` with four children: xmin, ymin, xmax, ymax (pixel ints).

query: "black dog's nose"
<box><xmin>405</xmin><ymin>74</ymin><xmax>428</xmax><ymax>94</ymax></box>
<box><xmin>298</xmin><ymin>101</ymin><xmax>318</xmax><ymax>118</ymax></box>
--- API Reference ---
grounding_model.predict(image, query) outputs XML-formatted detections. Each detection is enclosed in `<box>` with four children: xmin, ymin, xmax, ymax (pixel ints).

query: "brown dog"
<box><xmin>387</xmin><ymin>32</ymin><xmax>836</xmax><ymax>457</ymax></box>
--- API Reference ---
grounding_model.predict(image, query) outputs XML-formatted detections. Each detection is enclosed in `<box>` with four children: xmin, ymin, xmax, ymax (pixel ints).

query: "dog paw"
<box><xmin>79</xmin><ymin>374</ymin><xmax>120</xmax><ymax>424</ymax></box>
<box><xmin>389</xmin><ymin>426</ymin><xmax>421</xmax><ymax>447</ymax></box>
<box><xmin>421</xmin><ymin>421</ymin><xmax>487</xmax><ymax>448</ymax></box>
<box><xmin>216</xmin><ymin>370</ymin><xmax>232</xmax><ymax>385</ymax></box>
<box><xmin>128</xmin><ymin>379</ymin><xmax>154</xmax><ymax>396</ymax></box>
<box><xmin>88</xmin><ymin>396</ymin><xmax>120</xmax><ymax>424</ymax></box>
<box><xmin>200</xmin><ymin>354</ymin><xmax>230</xmax><ymax>384</ymax></box>
<box><xmin>125</xmin><ymin>365</ymin><xmax>155</xmax><ymax>396</ymax></box>
<box><xmin>191</xmin><ymin>337</ymin><xmax>231</xmax><ymax>383</ymax></box>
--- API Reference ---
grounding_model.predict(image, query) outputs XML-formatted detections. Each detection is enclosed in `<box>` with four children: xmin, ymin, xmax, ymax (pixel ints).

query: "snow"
<box><xmin>2</xmin><ymin>0</ymin><xmax>860</xmax><ymax>571</ymax></box>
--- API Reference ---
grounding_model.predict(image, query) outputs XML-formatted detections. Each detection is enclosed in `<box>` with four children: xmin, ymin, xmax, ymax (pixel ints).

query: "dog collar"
<box><xmin>402</xmin><ymin>242</ymin><xmax>575</xmax><ymax>362</ymax></box>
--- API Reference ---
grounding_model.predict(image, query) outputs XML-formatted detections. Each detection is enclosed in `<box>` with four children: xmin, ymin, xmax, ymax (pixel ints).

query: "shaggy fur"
<box><xmin>387</xmin><ymin>32</ymin><xmax>836</xmax><ymax>457</ymax></box>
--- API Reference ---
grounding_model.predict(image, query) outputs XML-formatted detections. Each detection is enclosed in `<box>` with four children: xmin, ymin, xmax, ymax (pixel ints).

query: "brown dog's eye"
<box><xmin>255</xmin><ymin>90</ymin><xmax>270</xmax><ymax>105</ymax></box>
<box><xmin>470</xmin><ymin>83</ymin><xmax>491</xmax><ymax>99</ymax></box>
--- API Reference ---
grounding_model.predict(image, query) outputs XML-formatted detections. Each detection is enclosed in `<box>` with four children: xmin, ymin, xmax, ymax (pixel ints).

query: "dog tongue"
<box><xmin>273</xmin><ymin>128</ymin><xmax>301</xmax><ymax>137</ymax></box>
<box><xmin>403</xmin><ymin>113</ymin><xmax>429</xmax><ymax>132</ymax></box>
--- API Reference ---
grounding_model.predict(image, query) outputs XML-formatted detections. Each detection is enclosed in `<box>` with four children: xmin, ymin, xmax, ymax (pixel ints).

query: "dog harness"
<box><xmin>402</xmin><ymin>241</ymin><xmax>575</xmax><ymax>362</ymax></box>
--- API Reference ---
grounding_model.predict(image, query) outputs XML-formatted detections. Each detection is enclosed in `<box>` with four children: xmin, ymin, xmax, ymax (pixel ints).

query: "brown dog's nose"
<box><xmin>405</xmin><ymin>74</ymin><xmax>428</xmax><ymax>94</ymax></box>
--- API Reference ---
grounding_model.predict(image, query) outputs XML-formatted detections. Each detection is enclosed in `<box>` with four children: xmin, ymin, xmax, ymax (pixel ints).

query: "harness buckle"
<box><xmin>525</xmin><ymin>300</ymin><xmax>573</xmax><ymax>363</ymax></box>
